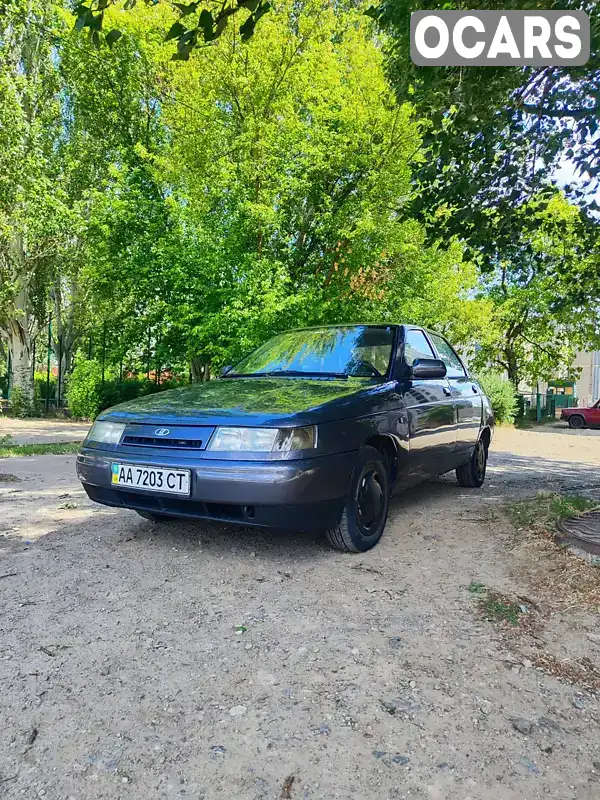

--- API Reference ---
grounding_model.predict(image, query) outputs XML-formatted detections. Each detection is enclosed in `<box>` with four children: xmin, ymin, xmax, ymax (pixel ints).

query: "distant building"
<box><xmin>531</xmin><ymin>350</ymin><xmax>600</xmax><ymax>407</ymax></box>
<box><xmin>573</xmin><ymin>350</ymin><xmax>600</xmax><ymax>406</ymax></box>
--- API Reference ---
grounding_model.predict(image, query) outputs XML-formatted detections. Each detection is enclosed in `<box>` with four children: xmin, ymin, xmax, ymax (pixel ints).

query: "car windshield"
<box><xmin>228</xmin><ymin>326</ymin><xmax>395</xmax><ymax>379</ymax></box>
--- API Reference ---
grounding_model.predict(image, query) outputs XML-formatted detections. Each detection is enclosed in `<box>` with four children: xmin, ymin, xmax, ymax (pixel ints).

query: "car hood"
<box><xmin>99</xmin><ymin>377</ymin><xmax>394</xmax><ymax>427</ymax></box>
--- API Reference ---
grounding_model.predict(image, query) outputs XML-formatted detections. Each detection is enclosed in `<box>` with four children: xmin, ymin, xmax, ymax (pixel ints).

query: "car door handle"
<box><xmin>443</xmin><ymin>387</ymin><xmax>452</xmax><ymax>397</ymax></box>
<box><xmin>471</xmin><ymin>385</ymin><xmax>478</xmax><ymax>394</ymax></box>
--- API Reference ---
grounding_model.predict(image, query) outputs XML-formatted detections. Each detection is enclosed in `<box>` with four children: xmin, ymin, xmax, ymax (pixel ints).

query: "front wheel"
<box><xmin>325</xmin><ymin>445</ymin><xmax>390</xmax><ymax>553</ymax></box>
<box><xmin>456</xmin><ymin>437</ymin><xmax>487</xmax><ymax>488</ymax></box>
<box><xmin>568</xmin><ymin>415</ymin><xmax>585</xmax><ymax>430</ymax></box>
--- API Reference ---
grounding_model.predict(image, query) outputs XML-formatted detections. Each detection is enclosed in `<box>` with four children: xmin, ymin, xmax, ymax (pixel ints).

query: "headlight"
<box><xmin>85</xmin><ymin>421</ymin><xmax>126</xmax><ymax>445</ymax></box>
<box><xmin>208</xmin><ymin>426</ymin><xmax>317</xmax><ymax>453</ymax></box>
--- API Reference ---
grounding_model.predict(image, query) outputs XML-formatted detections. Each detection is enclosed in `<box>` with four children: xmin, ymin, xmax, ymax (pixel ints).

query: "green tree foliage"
<box><xmin>71</xmin><ymin>0</ymin><xmax>270</xmax><ymax>56</ymax></box>
<box><xmin>0</xmin><ymin>0</ymin><xmax>66</xmax><ymax>402</ymax></box>
<box><xmin>472</xmin><ymin>193</ymin><xmax>600</xmax><ymax>388</ymax></box>
<box><xmin>3</xmin><ymin>0</ymin><xmax>597</xmax><ymax>403</ymax></box>
<box><xmin>370</xmin><ymin>0</ymin><xmax>600</xmax><ymax>244</ymax></box>
<box><xmin>78</xmin><ymin>0</ymin><xmax>490</xmax><ymax>374</ymax></box>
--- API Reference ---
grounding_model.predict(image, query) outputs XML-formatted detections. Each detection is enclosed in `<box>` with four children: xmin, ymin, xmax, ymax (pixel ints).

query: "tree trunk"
<box><xmin>7</xmin><ymin>324</ymin><xmax>34</xmax><ymax>404</ymax></box>
<box><xmin>503</xmin><ymin>345</ymin><xmax>520</xmax><ymax>391</ymax></box>
<box><xmin>190</xmin><ymin>358</ymin><xmax>211</xmax><ymax>383</ymax></box>
<box><xmin>2</xmin><ymin>231</ymin><xmax>35</xmax><ymax>404</ymax></box>
<box><xmin>51</xmin><ymin>280</ymin><xmax>80</xmax><ymax>407</ymax></box>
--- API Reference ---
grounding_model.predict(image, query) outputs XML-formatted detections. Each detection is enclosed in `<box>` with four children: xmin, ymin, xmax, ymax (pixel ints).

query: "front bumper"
<box><xmin>76</xmin><ymin>448</ymin><xmax>354</xmax><ymax>531</ymax></box>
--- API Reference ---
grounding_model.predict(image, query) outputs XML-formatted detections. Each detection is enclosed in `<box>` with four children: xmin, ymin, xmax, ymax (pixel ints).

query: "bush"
<box><xmin>66</xmin><ymin>360</ymin><xmax>103</xmax><ymax>419</ymax></box>
<box><xmin>477</xmin><ymin>372</ymin><xmax>518</xmax><ymax>425</ymax></box>
<box><xmin>8</xmin><ymin>386</ymin><xmax>31</xmax><ymax>418</ymax></box>
<box><xmin>66</xmin><ymin>360</ymin><xmax>181</xmax><ymax>419</ymax></box>
<box><xmin>33</xmin><ymin>371</ymin><xmax>57</xmax><ymax>414</ymax></box>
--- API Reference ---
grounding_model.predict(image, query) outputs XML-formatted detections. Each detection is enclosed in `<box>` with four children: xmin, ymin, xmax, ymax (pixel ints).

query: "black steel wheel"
<box><xmin>326</xmin><ymin>445</ymin><xmax>390</xmax><ymax>553</ymax></box>
<box><xmin>568</xmin><ymin>415</ymin><xmax>585</xmax><ymax>430</ymax></box>
<box><xmin>456</xmin><ymin>437</ymin><xmax>487</xmax><ymax>488</ymax></box>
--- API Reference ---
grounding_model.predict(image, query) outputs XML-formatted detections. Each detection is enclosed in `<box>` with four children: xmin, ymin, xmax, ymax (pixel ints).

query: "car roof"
<box><xmin>287</xmin><ymin>323</ymin><xmax>400</xmax><ymax>331</ymax></box>
<box><xmin>286</xmin><ymin>323</ymin><xmax>447</xmax><ymax>338</ymax></box>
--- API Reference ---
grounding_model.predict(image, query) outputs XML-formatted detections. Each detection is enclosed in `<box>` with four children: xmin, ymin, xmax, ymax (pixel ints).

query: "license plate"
<box><xmin>111</xmin><ymin>463</ymin><xmax>191</xmax><ymax>495</ymax></box>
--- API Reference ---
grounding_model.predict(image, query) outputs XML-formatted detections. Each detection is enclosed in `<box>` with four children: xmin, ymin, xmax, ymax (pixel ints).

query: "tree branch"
<box><xmin>521</xmin><ymin>103</ymin><xmax>598</xmax><ymax>121</ymax></box>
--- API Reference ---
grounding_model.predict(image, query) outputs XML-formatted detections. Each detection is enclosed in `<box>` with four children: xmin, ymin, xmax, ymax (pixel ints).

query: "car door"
<box><xmin>428</xmin><ymin>332</ymin><xmax>482</xmax><ymax>452</ymax></box>
<box><xmin>401</xmin><ymin>327</ymin><xmax>457</xmax><ymax>480</ymax></box>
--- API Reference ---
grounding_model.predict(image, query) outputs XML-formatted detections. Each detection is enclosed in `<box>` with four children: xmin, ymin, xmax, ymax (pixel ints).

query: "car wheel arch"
<box><xmin>480</xmin><ymin>426</ymin><xmax>492</xmax><ymax>451</ymax></box>
<box><xmin>363</xmin><ymin>434</ymin><xmax>400</xmax><ymax>484</ymax></box>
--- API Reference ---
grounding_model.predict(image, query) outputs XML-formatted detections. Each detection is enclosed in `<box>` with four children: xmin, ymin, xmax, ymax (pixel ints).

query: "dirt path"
<box><xmin>0</xmin><ymin>417</ymin><xmax>90</xmax><ymax>445</ymax></box>
<box><xmin>1</xmin><ymin>426</ymin><xmax>599</xmax><ymax>799</ymax></box>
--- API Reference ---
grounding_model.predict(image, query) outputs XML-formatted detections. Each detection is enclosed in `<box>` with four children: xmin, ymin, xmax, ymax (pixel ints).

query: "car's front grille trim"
<box><xmin>121</xmin><ymin>435</ymin><xmax>204</xmax><ymax>449</ymax></box>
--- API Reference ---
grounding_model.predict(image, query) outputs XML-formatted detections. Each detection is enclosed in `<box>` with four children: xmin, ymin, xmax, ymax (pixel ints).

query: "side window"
<box><xmin>404</xmin><ymin>329</ymin><xmax>435</xmax><ymax>364</ymax></box>
<box><xmin>429</xmin><ymin>333</ymin><xmax>467</xmax><ymax>378</ymax></box>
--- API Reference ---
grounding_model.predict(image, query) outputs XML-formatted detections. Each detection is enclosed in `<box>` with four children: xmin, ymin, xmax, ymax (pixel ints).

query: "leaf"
<box><xmin>239</xmin><ymin>13</ymin><xmax>255</xmax><ymax>41</ymax></box>
<box><xmin>105</xmin><ymin>29</ymin><xmax>122</xmax><ymax>46</ymax></box>
<box><xmin>88</xmin><ymin>11</ymin><xmax>104</xmax><ymax>31</ymax></box>
<box><xmin>91</xmin><ymin>29</ymin><xmax>101</xmax><ymax>48</ymax></box>
<box><xmin>179</xmin><ymin>29</ymin><xmax>197</xmax><ymax>47</ymax></box>
<box><xmin>173</xmin><ymin>1</ymin><xmax>198</xmax><ymax>16</ymax></box>
<box><xmin>238</xmin><ymin>0</ymin><xmax>259</xmax><ymax>11</ymax></box>
<box><xmin>123</xmin><ymin>0</ymin><xmax>137</xmax><ymax>9</ymax></box>
<box><xmin>75</xmin><ymin>8</ymin><xmax>92</xmax><ymax>31</ymax></box>
<box><xmin>171</xmin><ymin>44</ymin><xmax>194</xmax><ymax>61</ymax></box>
<box><xmin>253</xmin><ymin>1</ymin><xmax>270</xmax><ymax>24</ymax></box>
<box><xmin>215</xmin><ymin>16</ymin><xmax>228</xmax><ymax>37</ymax></box>
<box><xmin>364</xmin><ymin>5</ymin><xmax>379</xmax><ymax>20</ymax></box>
<box><xmin>198</xmin><ymin>8</ymin><xmax>214</xmax><ymax>41</ymax></box>
<box><xmin>165</xmin><ymin>21</ymin><xmax>186</xmax><ymax>41</ymax></box>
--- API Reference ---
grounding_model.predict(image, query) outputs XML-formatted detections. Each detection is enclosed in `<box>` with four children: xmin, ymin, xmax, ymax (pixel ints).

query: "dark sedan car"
<box><xmin>77</xmin><ymin>324</ymin><xmax>494</xmax><ymax>552</ymax></box>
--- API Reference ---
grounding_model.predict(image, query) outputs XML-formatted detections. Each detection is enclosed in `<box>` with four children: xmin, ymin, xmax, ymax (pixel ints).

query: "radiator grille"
<box><xmin>121</xmin><ymin>435</ymin><xmax>204</xmax><ymax>449</ymax></box>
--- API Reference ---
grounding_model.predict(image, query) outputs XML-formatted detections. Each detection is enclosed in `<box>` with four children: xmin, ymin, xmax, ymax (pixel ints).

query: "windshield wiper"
<box><xmin>225</xmin><ymin>370</ymin><xmax>348</xmax><ymax>380</ymax></box>
<box><xmin>268</xmin><ymin>370</ymin><xmax>348</xmax><ymax>379</ymax></box>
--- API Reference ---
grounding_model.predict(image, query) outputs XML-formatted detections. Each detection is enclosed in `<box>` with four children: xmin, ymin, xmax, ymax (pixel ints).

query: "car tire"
<box><xmin>135</xmin><ymin>510</ymin><xmax>174</xmax><ymax>522</ymax></box>
<box><xmin>456</xmin><ymin>437</ymin><xmax>487</xmax><ymax>488</ymax></box>
<box><xmin>568</xmin><ymin>415</ymin><xmax>585</xmax><ymax>429</ymax></box>
<box><xmin>325</xmin><ymin>445</ymin><xmax>390</xmax><ymax>553</ymax></box>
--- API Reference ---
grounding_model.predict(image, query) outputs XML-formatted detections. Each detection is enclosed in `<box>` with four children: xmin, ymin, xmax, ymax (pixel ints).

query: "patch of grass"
<box><xmin>468</xmin><ymin>582</ymin><xmax>525</xmax><ymax>626</ymax></box>
<box><xmin>468</xmin><ymin>581</ymin><xmax>487</xmax><ymax>595</ymax></box>
<box><xmin>481</xmin><ymin>594</ymin><xmax>522</xmax><ymax>626</ymax></box>
<box><xmin>507</xmin><ymin>492</ymin><xmax>597</xmax><ymax>532</ymax></box>
<box><xmin>506</xmin><ymin>492</ymin><xmax>600</xmax><ymax>612</ymax></box>
<box><xmin>0</xmin><ymin>441</ymin><xmax>80</xmax><ymax>458</ymax></box>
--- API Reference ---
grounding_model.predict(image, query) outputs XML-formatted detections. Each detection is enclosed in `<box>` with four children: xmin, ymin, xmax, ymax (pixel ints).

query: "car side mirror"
<box><xmin>410</xmin><ymin>358</ymin><xmax>447</xmax><ymax>380</ymax></box>
<box><xmin>219</xmin><ymin>365</ymin><xmax>233</xmax><ymax>377</ymax></box>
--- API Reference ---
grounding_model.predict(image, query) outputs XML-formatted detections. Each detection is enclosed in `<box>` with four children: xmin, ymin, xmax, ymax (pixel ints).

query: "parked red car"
<box><xmin>561</xmin><ymin>400</ymin><xmax>600</xmax><ymax>429</ymax></box>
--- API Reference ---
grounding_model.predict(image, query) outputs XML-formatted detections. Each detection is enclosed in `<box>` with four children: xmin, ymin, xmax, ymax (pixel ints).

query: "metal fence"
<box><xmin>518</xmin><ymin>392</ymin><xmax>577</xmax><ymax>422</ymax></box>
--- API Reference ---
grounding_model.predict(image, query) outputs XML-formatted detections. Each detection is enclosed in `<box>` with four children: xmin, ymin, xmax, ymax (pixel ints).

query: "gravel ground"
<box><xmin>1</xmin><ymin>423</ymin><xmax>599</xmax><ymax>800</ymax></box>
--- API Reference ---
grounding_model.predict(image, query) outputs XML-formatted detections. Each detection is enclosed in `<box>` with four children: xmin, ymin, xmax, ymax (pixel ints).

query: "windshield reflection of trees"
<box><xmin>232</xmin><ymin>326</ymin><xmax>394</xmax><ymax>377</ymax></box>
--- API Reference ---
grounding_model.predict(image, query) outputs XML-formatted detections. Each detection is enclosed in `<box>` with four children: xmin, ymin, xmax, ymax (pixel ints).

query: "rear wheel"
<box><xmin>325</xmin><ymin>445</ymin><xmax>390</xmax><ymax>553</ymax></box>
<box><xmin>568</xmin><ymin>414</ymin><xmax>585</xmax><ymax>430</ymax></box>
<box><xmin>456</xmin><ymin>437</ymin><xmax>487</xmax><ymax>488</ymax></box>
<box><xmin>135</xmin><ymin>510</ymin><xmax>175</xmax><ymax>522</ymax></box>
